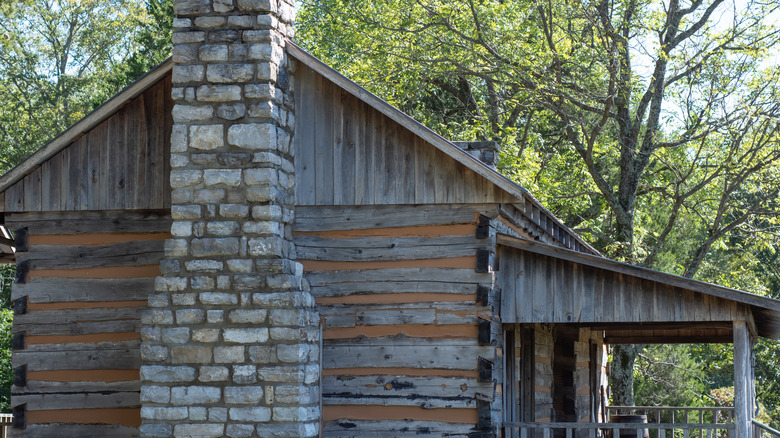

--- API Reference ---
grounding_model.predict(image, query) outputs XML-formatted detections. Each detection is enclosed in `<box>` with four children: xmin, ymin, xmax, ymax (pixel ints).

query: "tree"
<box><xmin>0</xmin><ymin>0</ymin><xmax>153</xmax><ymax>174</ymax></box>
<box><xmin>297</xmin><ymin>0</ymin><xmax>780</xmax><ymax>407</ymax></box>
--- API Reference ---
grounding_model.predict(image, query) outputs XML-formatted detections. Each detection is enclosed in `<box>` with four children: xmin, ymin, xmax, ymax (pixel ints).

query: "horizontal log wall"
<box><xmin>294</xmin><ymin>64</ymin><xmax>516</xmax><ymax>207</ymax></box>
<box><xmin>8</xmin><ymin>210</ymin><xmax>170</xmax><ymax>437</ymax></box>
<box><xmin>3</xmin><ymin>74</ymin><xmax>172</xmax><ymax>213</ymax></box>
<box><xmin>295</xmin><ymin>204</ymin><xmax>501</xmax><ymax>437</ymax></box>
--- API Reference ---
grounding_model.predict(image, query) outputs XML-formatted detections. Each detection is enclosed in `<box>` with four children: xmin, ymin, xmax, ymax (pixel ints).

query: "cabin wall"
<box><xmin>7</xmin><ymin>210</ymin><xmax>171</xmax><ymax>437</ymax></box>
<box><xmin>3</xmin><ymin>75</ymin><xmax>172</xmax><ymax>213</ymax></box>
<box><xmin>294</xmin><ymin>204</ymin><xmax>501</xmax><ymax>437</ymax></box>
<box><xmin>294</xmin><ymin>64</ymin><xmax>515</xmax><ymax>207</ymax></box>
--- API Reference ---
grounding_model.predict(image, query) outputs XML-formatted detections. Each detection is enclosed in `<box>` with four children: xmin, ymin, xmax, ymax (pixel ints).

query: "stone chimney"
<box><xmin>140</xmin><ymin>0</ymin><xmax>320</xmax><ymax>437</ymax></box>
<box><xmin>452</xmin><ymin>141</ymin><xmax>500</xmax><ymax>168</ymax></box>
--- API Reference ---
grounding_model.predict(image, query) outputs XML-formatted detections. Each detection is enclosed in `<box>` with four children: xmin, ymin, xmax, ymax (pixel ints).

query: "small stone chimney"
<box><xmin>140</xmin><ymin>0</ymin><xmax>320</xmax><ymax>437</ymax></box>
<box><xmin>452</xmin><ymin>141</ymin><xmax>500</xmax><ymax>168</ymax></box>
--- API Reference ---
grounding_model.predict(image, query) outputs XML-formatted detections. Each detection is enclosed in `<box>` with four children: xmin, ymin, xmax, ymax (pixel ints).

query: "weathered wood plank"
<box><xmin>13</xmin><ymin>278</ymin><xmax>155</xmax><ymax>303</ymax></box>
<box><xmin>12</xmin><ymin>391</ymin><xmax>140</xmax><ymax>410</ymax></box>
<box><xmin>13</xmin><ymin>348</ymin><xmax>140</xmax><ymax>370</ymax></box>
<box><xmin>310</xmin><ymin>281</ymin><xmax>477</xmax><ymax>297</ymax></box>
<box><xmin>16</xmin><ymin>240</ymin><xmax>165</xmax><ymax>270</ymax></box>
<box><xmin>295</xmin><ymin>204</ymin><xmax>495</xmax><ymax>232</ymax></box>
<box><xmin>322</xmin><ymin>420</ymin><xmax>481</xmax><ymax>437</ymax></box>
<box><xmin>14</xmin><ymin>319</ymin><xmax>140</xmax><ymax>336</ymax></box>
<box><xmin>4</xmin><ymin>210</ymin><xmax>172</xmax><ymax>234</ymax></box>
<box><xmin>18</xmin><ymin>380</ymin><xmax>140</xmax><ymax>394</ymax></box>
<box><xmin>323</xmin><ymin>338</ymin><xmax>490</xmax><ymax>370</ymax></box>
<box><xmin>315</xmin><ymin>72</ymin><xmax>333</xmax><ymax>204</ymax></box>
<box><xmin>323</xmin><ymin>375</ymin><xmax>490</xmax><ymax>409</ymax></box>
<box><xmin>306</xmin><ymin>268</ymin><xmax>492</xmax><ymax>285</ymax></box>
<box><xmin>295</xmin><ymin>235</ymin><xmax>479</xmax><ymax>261</ymax></box>
<box><xmin>14</xmin><ymin>307</ymin><xmax>143</xmax><ymax>326</ymax></box>
<box><xmin>341</xmin><ymin>88</ymin><xmax>356</xmax><ymax>205</ymax></box>
<box><xmin>332</xmin><ymin>84</ymin><xmax>345</xmax><ymax>205</ymax></box>
<box><xmin>12</xmin><ymin>424</ymin><xmax>140</xmax><ymax>438</ymax></box>
<box><xmin>296</xmin><ymin>63</ymin><xmax>316</xmax><ymax>205</ymax></box>
<box><xmin>109</xmin><ymin>108</ymin><xmax>127</xmax><ymax>210</ymax></box>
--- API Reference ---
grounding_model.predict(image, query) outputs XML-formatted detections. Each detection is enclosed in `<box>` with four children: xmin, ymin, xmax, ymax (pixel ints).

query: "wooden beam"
<box><xmin>733</xmin><ymin>320</ymin><xmax>751</xmax><ymax>437</ymax></box>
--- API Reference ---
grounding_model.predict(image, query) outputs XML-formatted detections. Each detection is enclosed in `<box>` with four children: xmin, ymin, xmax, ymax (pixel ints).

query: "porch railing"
<box><xmin>504</xmin><ymin>406</ymin><xmax>736</xmax><ymax>438</ymax></box>
<box><xmin>753</xmin><ymin>419</ymin><xmax>780</xmax><ymax>438</ymax></box>
<box><xmin>503</xmin><ymin>422</ymin><xmax>735</xmax><ymax>438</ymax></box>
<box><xmin>607</xmin><ymin>406</ymin><xmax>735</xmax><ymax>425</ymax></box>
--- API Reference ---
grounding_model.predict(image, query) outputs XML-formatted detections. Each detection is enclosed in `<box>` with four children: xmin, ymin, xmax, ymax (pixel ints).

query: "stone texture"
<box><xmin>143</xmin><ymin>0</ymin><xmax>321</xmax><ymax>435</ymax></box>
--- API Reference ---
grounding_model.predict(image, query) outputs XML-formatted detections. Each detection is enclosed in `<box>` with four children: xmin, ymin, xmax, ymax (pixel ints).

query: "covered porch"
<box><xmin>496</xmin><ymin>235</ymin><xmax>780</xmax><ymax>437</ymax></box>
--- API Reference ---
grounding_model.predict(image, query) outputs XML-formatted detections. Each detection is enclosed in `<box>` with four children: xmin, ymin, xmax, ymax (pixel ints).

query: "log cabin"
<box><xmin>0</xmin><ymin>1</ymin><xmax>779</xmax><ymax>437</ymax></box>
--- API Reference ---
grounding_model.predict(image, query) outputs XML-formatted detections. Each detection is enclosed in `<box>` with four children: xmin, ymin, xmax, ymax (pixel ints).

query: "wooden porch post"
<box><xmin>733</xmin><ymin>320</ymin><xmax>752</xmax><ymax>437</ymax></box>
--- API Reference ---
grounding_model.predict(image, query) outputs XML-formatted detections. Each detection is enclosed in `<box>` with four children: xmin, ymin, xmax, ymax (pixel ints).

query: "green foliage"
<box><xmin>0</xmin><ymin>265</ymin><xmax>14</xmax><ymax>413</ymax></box>
<box><xmin>0</xmin><ymin>0</ymin><xmax>171</xmax><ymax>174</ymax></box>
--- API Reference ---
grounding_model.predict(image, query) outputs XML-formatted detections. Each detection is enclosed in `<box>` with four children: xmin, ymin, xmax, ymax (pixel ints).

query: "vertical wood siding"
<box><xmin>295</xmin><ymin>204</ymin><xmax>500</xmax><ymax>437</ymax></box>
<box><xmin>4</xmin><ymin>75</ymin><xmax>172</xmax><ymax>213</ymax></box>
<box><xmin>7</xmin><ymin>210</ymin><xmax>171</xmax><ymax>437</ymax></box>
<box><xmin>498</xmin><ymin>246</ymin><xmax>748</xmax><ymax>325</ymax></box>
<box><xmin>294</xmin><ymin>64</ymin><xmax>514</xmax><ymax>206</ymax></box>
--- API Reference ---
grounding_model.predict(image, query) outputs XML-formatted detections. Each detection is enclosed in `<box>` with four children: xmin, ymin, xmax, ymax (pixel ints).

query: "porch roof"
<box><xmin>497</xmin><ymin>234</ymin><xmax>780</xmax><ymax>340</ymax></box>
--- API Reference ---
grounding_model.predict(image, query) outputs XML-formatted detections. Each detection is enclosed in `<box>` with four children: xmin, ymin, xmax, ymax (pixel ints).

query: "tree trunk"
<box><xmin>609</xmin><ymin>344</ymin><xmax>644</xmax><ymax>411</ymax></box>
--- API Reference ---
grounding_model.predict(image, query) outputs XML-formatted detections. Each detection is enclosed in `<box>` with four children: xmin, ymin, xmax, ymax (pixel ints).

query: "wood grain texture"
<box><xmin>5</xmin><ymin>210</ymin><xmax>172</xmax><ymax>235</ymax></box>
<box><xmin>2</xmin><ymin>75</ymin><xmax>172</xmax><ymax>212</ymax></box>
<box><xmin>498</xmin><ymin>245</ymin><xmax>752</xmax><ymax>331</ymax></box>
<box><xmin>293</xmin><ymin>63</ymin><xmax>509</xmax><ymax>206</ymax></box>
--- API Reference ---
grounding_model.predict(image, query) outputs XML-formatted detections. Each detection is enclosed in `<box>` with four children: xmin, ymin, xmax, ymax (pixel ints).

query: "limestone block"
<box><xmin>197</xmin><ymin>84</ymin><xmax>242</xmax><ymax>102</ymax></box>
<box><xmin>217</xmin><ymin>103</ymin><xmax>247</xmax><ymax>120</ymax></box>
<box><xmin>227</xmin><ymin>15</ymin><xmax>254</xmax><ymax>28</ymax></box>
<box><xmin>226</xmin><ymin>259</ymin><xmax>253</xmax><ymax>273</ymax></box>
<box><xmin>199</xmin><ymin>366</ymin><xmax>230</xmax><ymax>382</ymax></box>
<box><xmin>173</xmin><ymin>424</ymin><xmax>225</xmax><ymax>438</ymax></box>
<box><xmin>176</xmin><ymin>309</ymin><xmax>206</xmax><ymax>324</ymax></box>
<box><xmin>171</xmin><ymin>346</ymin><xmax>213</xmax><ymax>363</ymax></box>
<box><xmin>142</xmin><ymin>345</ymin><xmax>170</xmax><ymax>362</ymax></box>
<box><xmin>193</xmin><ymin>328</ymin><xmax>220</xmax><ymax>343</ymax></box>
<box><xmin>225</xmin><ymin>386</ymin><xmax>264</xmax><ymax>404</ymax></box>
<box><xmin>171</xmin><ymin>386</ymin><xmax>222</xmax><ymax>404</ymax></box>
<box><xmin>189</xmin><ymin>125</ymin><xmax>225</xmax><ymax>150</ymax></box>
<box><xmin>143</xmin><ymin>310</ymin><xmax>175</xmax><ymax>325</ymax></box>
<box><xmin>227</xmin><ymin>123</ymin><xmax>276</xmax><ymax>150</ymax></box>
<box><xmin>200</xmin><ymin>292</ymin><xmax>239</xmax><ymax>305</ymax></box>
<box><xmin>220</xmin><ymin>204</ymin><xmax>250</xmax><ymax>218</ymax></box>
<box><xmin>141</xmin><ymin>365</ymin><xmax>196</xmax><ymax>383</ymax></box>
<box><xmin>173</xmin><ymin>0</ymin><xmax>212</xmax><ymax>14</ymax></box>
<box><xmin>142</xmin><ymin>406</ymin><xmax>189</xmax><ymax>421</ymax></box>
<box><xmin>172</xmin><ymin>66</ymin><xmax>206</xmax><ymax>85</ymax></box>
<box><xmin>229</xmin><ymin>406</ymin><xmax>271</xmax><ymax>422</ymax></box>
<box><xmin>173</xmin><ymin>104</ymin><xmax>213</xmax><ymax>122</ymax></box>
<box><xmin>191</xmin><ymin>237</ymin><xmax>240</xmax><ymax>256</ymax></box>
<box><xmin>194</xmin><ymin>16</ymin><xmax>226</xmax><ymax>29</ymax></box>
<box><xmin>141</xmin><ymin>386</ymin><xmax>172</xmax><ymax>404</ymax></box>
<box><xmin>207</xmin><ymin>63</ymin><xmax>255</xmax><ymax>83</ymax></box>
<box><xmin>228</xmin><ymin>309</ymin><xmax>267</xmax><ymax>324</ymax></box>
<box><xmin>223</xmin><ymin>328</ymin><xmax>269</xmax><ymax>343</ymax></box>
<box><xmin>213</xmin><ymin>0</ymin><xmax>233</xmax><ymax>13</ymax></box>
<box><xmin>214</xmin><ymin>346</ymin><xmax>246</xmax><ymax>363</ymax></box>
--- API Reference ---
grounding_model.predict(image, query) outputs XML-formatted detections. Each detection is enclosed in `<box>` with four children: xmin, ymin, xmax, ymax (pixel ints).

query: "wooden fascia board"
<box><xmin>285</xmin><ymin>42</ymin><xmax>593</xmax><ymax>254</ymax></box>
<box><xmin>497</xmin><ymin>233</ymin><xmax>780</xmax><ymax>315</ymax></box>
<box><xmin>0</xmin><ymin>58</ymin><xmax>174</xmax><ymax>194</ymax></box>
